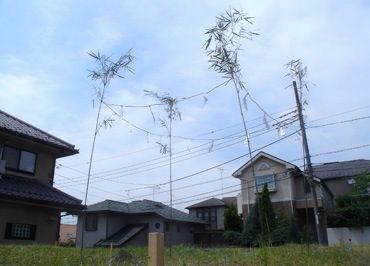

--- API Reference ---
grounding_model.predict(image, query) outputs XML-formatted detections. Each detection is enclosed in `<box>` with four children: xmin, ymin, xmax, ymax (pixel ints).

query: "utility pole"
<box><xmin>293</xmin><ymin>81</ymin><xmax>323</xmax><ymax>245</ymax></box>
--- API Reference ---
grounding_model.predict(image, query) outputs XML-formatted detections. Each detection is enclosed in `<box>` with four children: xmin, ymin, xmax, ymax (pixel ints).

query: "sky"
<box><xmin>1</xmin><ymin>0</ymin><xmax>370</xmax><ymax>224</ymax></box>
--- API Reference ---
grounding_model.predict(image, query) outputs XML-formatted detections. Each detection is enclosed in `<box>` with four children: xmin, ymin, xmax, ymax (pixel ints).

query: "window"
<box><xmin>303</xmin><ymin>178</ymin><xmax>311</xmax><ymax>193</ymax></box>
<box><xmin>258</xmin><ymin>162</ymin><xmax>270</xmax><ymax>171</ymax></box>
<box><xmin>177</xmin><ymin>223</ymin><xmax>181</xmax><ymax>233</ymax></box>
<box><xmin>165</xmin><ymin>222</ymin><xmax>169</xmax><ymax>232</ymax></box>
<box><xmin>2</xmin><ymin>146</ymin><xmax>37</xmax><ymax>174</ymax></box>
<box><xmin>196</xmin><ymin>207</ymin><xmax>217</xmax><ymax>229</ymax></box>
<box><xmin>67</xmin><ymin>234</ymin><xmax>76</xmax><ymax>240</ymax></box>
<box><xmin>85</xmin><ymin>214</ymin><xmax>98</xmax><ymax>231</ymax></box>
<box><xmin>5</xmin><ymin>223</ymin><xmax>36</xmax><ymax>240</ymax></box>
<box><xmin>256</xmin><ymin>175</ymin><xmax>276</xmax><ymax>191</ymax></box>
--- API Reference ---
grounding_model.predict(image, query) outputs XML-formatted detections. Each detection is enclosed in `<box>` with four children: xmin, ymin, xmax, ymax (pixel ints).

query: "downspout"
<box><xmin>246</xmin><ymin>179</ymin><xmax>250</xmax><ymax>215</ymax></box>
<box><xmin>288</xmin><ymin>171</ymin><xmax>294</xmax><ymax>216</ymax></box>
<box><xmin>56</xmin><ymin>214</ymin><xmax>61</xmax><ymax>245</ymax></box>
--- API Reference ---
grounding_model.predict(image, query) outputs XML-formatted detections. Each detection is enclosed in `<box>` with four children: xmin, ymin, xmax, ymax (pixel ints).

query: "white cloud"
<box><xmin>1</xmin><ymin>0</ymin><xmax>370</xmax><ymax>215</ymax></box>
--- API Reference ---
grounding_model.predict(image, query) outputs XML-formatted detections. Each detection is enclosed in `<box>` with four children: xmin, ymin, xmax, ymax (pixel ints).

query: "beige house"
<box><xmin>233</xmin><ymin>152</ymin><xmax>332</xmax><ymax>240</ymax></box>
<box><xmin>0</xmin><ymin>110</ymin><xmax>84</xmax><ymax>245</ymax></box>
<box><xmin>233</xmin><ymin>151</ymin><xmax>370</xmax><ymax>243</ymax></box>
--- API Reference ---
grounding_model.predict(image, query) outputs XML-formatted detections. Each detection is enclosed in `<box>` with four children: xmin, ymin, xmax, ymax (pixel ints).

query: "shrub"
<box><xmin>224</xmin><ymin>203</ymin><xmax>243</xmax><ymax>232</ymax></box>
<box><xmin>242</xmin><ymin>199</ymin><xmax>262</xmax><ymax>247</ymax></box>
<box><xmin>222</xmin><ymin>230</ymin><xmax>243</xmax><ymax>246</ymax></box>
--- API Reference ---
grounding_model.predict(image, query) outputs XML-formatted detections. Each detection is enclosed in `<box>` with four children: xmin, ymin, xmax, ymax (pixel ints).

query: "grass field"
<box><xmin>0</xmin><ymin>244</ymin><xmax>369</xmax><ymax>265</ymax></box>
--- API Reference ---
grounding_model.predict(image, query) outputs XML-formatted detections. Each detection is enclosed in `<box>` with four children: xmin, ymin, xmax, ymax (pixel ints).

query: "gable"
<box><xmin>233</xmin><ymin>151</ymin><xmax>299</xmax><ymax>177</ymax></box>
<box><xmin>186</xmin><ymin>198</ymin><xmax>228</xmax><ymax>209</ymax></box>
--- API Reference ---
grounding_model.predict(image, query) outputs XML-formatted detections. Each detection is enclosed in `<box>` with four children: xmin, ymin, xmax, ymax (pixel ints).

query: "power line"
<box><xmin>56</xmin><ymin>110</ymin><xmax>298</xmax><ymax>186</ymax></box>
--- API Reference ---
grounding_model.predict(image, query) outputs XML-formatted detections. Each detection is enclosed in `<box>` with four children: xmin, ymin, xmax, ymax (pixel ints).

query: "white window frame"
<box><xmin>256</xmin><ymin>174</ymin><xmax>276</xmax><ymax>191</ymax></box>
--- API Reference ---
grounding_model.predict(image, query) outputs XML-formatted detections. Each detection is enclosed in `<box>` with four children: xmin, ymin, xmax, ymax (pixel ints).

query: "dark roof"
<box><xmin>186</xmin><ymin>198</ymin><xmax>229</xmax><ymax>209</ymax></box>
<box><xmin>0</xmin><ymin>110</ymin><xmax>78</xmax><ymax>156</ymax></box>
<box><xmin>86</xmin><ymin>199</ymin><xmax>208</xmax><ymax>225</ymax></box>
<box><xmin>0</xmin><ymin>175</ymin><xmax>84</xmax><ymax>211</ymax></box>
<box><xmin>313</xmin><ymin>159</ymin><xmax>370</xmax><ymax>181</ymax></box>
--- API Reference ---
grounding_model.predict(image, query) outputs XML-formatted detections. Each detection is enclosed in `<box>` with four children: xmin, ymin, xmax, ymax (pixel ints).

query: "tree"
<box><xmin>260</xmin><ymin>183</ymin><xmax>275</xmax><ymax>236</ymax></box>
<box><xmin>242</xmin><ymin>199</ymin><xmax>261</xmax><ymax>247</ymax></box>
<box><xmin>327</xmin><ymin>172</ymin><xmax>370</xmax><ymax>227</ymax></box>
<box><xmin>224</xmin><ymin>203</ymin><xmax>243</xmax><ymax>232</ymax></box>
<box><xmin>80</xmin><ymin>50</ymin><xmax>134</xmax><ymax>259</ymax></box>
<box><xmin>287</xmin><ymin>216</ymin><xmax>300</xmax><ymax>244</ymax></box>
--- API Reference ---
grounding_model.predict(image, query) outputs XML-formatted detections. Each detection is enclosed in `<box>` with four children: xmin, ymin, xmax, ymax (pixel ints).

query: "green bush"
<box><xmin>222</xmin><ymin>230</ymin><xmax>243</xmax><ymax>246</ymax></box>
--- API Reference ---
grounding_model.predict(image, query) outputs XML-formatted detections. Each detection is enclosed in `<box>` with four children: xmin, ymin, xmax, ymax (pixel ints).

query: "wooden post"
<box><xmin>148</xmin><ymin>232</ymin><xmax>164</xmax><ymax>266</ymax></box>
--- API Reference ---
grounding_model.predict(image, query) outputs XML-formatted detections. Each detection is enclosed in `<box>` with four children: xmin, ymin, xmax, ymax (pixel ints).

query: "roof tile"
<box><xmin>0</xmin><ymin>110</ymin><xmax>78</xmax><ymax>154</ymax></box>
<box><xmin>86</xmin><ymin>199</ymin><xmax>208</xmax><ymax>224</ymax></box>
<box><xmin>0</xmin><ymin>175</ymin><xmax>84</xmax><ymax>211</ymax></box>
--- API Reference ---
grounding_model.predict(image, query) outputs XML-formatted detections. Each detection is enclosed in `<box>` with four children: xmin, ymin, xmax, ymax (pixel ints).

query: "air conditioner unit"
<box><xmin>0</xmin><ymin>160</ymin><xmax>5</xmax><ymax>174</ymax></box>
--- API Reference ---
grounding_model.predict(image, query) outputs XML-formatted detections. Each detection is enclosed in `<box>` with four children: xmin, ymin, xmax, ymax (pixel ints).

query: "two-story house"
<box><xmin>232</xmin><ymin>151</ymin><xmax>331</xmax><ymax>240</ymax></box>
<box><xmin>186</xmin><ymin>197</ymin><xmax>237</xmax><ymax>246</ymax></box>
<box><xmin>0</xmin><ymin>110</ymin><xmax>84</xmax><ymax>245</ymax></box>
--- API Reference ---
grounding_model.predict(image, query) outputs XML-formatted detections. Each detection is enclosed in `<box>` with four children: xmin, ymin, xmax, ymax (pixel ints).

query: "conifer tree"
<box><xmin>260</xmin><ymin>183</ymin><xmax>275</xmax><ymax>236</ymax></box>
<box><xmin>242</xmin><ymin>199</ymin><xmax>261</xmax><ymax>247</ymax></box>
<box><xmin>287</xmin><ymin>216</ymin><xmax>300</xmax><ymax>243</ymax></box>
<box><xmin>224</xmin><ymin>203</ymin><xmax>243</xmax><ymax>232</ymax></box>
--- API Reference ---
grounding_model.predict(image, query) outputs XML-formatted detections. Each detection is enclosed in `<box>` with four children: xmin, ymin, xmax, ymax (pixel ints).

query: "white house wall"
<box><xmin>77</xmin><ymin>212</ymin><xmax>202</xmax><ymax>247</ymax></box>
<box><xmin>76</xmin><ymin>213</ymin><xmax>108</xmax><ymax>247</ymax></box>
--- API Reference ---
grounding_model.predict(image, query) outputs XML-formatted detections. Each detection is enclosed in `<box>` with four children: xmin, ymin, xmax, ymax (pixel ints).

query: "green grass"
<box><xmin>0</xmin><ymin>244</ymin><xmax>369</xmax><ymax>265</ymax></box>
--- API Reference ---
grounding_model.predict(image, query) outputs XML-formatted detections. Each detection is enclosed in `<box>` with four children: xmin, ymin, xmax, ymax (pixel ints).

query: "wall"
<box><xmin>327</xmin><ymin>227</ymin><xmax>370</xmax><ymax>246</ymax></box>
<box><xmin>76</xmin><ymin>213</ymin><xmax>110</xmax><ymax>247</ymax></box>
<box><xmin>0</xmin><ymin>201</ymin><xmax>59</xmax><ymax>245</ymax></box>
<box><xmin>325</xmin><ymin>178</ymin><xmax>353</xmax><ymax>197</ymax></box>
<box><xmin>0</xmin><ymin>132</ymin><xmax>59</xmax><ymax>185</ymax></box>
<box><xmin>77</xmin><ymin>212</ymin><xmax>201</xmax><ymax>247</ymax></box>
<box><xmin>240</xmin><ymin>157</ymin><xmax>292</xmax><ymax>206</ymax></box>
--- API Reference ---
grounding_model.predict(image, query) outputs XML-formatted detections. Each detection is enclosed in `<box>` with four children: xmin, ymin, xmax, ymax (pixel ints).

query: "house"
<box><xmin>232</xmin><ymin>151</ymin><xmax>332</xmax><ymax>241</ymax></box>
<box><xmin>312</xmin><ymin>159</ymin><xmax>370</xmax><ymax>197</ymax></box>
<box><xmin>186</xmin><ymin>197</ymin><xmax>237</xmax><ymax>231</ymax></box>
<box><xmin>59</xmin><ymin>224</ymin><xmax>77</xmax><ymax>245</ymax></box>
<box><xmin>233</xmin><ymin>151</ymin><xmax>370</xmax><ymax>243</ymax></box>
<box><xmin>76</xmin><ymin>199</ymin><xmax>208</xmax><ymax>247</ymax></box>
<box><xmin>186</xmin><ymin>197</ymin><xmax>237</xmax><ymax>246</ymax></box>
<box><xmin>0</xmin><ymin>110</ymin><xmax>84</xmax><ymax>245</ymax></box>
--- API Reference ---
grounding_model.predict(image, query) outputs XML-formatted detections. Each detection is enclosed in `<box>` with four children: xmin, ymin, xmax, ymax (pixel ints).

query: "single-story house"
<box><xmin>76</xmin><ymin>199</ymin><xmax>209</xmax><ymax>247</ymax></box>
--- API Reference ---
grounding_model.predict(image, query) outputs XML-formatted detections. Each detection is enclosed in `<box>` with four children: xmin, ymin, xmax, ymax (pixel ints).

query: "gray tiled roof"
<box><xmin>313</xmin><ymin>159</ymin><xmax>370</xmax><ymax>180</ymax></box>
<box><xmin>0</xmin><ymin>110</ymin><xmax>78</xmax><ymax>155</ymax></box>
<box><xmin>0</xmin><ymin>175</ymin><xmax>84</xmax><ymax>211</ymax></box>
<box><xmin>185</xmin><ymin>198</ymin><xmax>228</xmax><ymax>209</ymax></box>
<box><xmin>87</xmin><ymin>199</ymin><xmax>208</xmax><ymax>224</ymax></box>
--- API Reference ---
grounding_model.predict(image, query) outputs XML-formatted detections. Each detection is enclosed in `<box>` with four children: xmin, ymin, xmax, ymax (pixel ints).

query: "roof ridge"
<box><xmin>0</xmin><ymin>109</ymin><xmax>77</xmax><ymax>152</ymax></box>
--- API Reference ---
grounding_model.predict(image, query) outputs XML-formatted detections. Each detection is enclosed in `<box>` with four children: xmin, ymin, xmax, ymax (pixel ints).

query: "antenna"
<box><xmin>218</xmin><ymin>167</ymin><xmax>225</xmax><ymax>196</ymax></box>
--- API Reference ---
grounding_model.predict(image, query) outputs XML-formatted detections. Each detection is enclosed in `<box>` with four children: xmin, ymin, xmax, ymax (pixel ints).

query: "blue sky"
<box><xmin>1</xmin><ymin>0</ymin><xmax>370</xmax><ymax>224</ymax></box>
